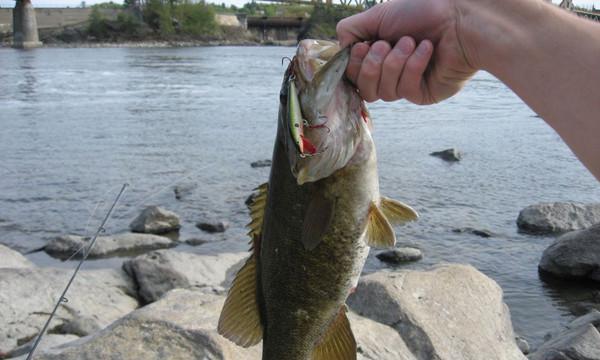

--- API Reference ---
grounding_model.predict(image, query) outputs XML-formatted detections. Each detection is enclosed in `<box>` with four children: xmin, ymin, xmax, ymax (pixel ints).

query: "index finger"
<box><xmin>336</xmin><ymin>4</ymin><xmax>386</xmax><ymax>48</ymax></box>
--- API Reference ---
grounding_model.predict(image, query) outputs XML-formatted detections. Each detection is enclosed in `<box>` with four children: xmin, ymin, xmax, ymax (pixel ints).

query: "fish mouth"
<box><xmin>282</xmin><ymin>40</ymin><xmax>362</xmax><ymax>185</ymax></box>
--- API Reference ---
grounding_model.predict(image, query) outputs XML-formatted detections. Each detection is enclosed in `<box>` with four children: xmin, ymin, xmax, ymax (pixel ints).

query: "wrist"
<box><xmin>452</xmin><ymin>0</ymin><xmax>552</xmax><ymax>75</ymax></box>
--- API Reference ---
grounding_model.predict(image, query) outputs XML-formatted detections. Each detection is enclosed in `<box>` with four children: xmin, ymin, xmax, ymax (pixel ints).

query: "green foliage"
<box><xmin>91</xmin><ymin>1</ymin><xmax>124</xmax><ymax>9</ymax></box>
<box><xmin>87</xmin><ymin>8</ymin><xmax>110</xmax><ymax>38</ymax></box>
<box><xmin>143</xmin><ymin>0</ymin><xmax>175</xmax><ymax>34</ymax></box>
<box><xmin>173</xmin><ymin>1</ymin><xmax>217</xmax><ymax>36</ymax></box>
<box><xmin>304</xmin><ymin>4</ymin><xmax>362</xmax><ymax>39</ymax></box>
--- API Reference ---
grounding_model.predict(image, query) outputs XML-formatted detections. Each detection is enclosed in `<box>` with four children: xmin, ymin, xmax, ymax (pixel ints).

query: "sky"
<box><xmin>0</xmin><ymin>0</ymin><xmax>598</xmax><ymax>9</ymax></box>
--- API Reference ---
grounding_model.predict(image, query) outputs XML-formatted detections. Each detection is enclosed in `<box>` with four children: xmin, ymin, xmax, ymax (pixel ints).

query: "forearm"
<box><xmin>459</xmin><ymin>0</ymin><xmax>600</xmax><ymax>180</ymax></box>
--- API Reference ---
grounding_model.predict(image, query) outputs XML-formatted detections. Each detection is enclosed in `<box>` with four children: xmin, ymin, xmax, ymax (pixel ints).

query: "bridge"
<box><xmin>246</xmin><ymin>15</ymin><xmax>307</xmax><ymax>42</ymax></box>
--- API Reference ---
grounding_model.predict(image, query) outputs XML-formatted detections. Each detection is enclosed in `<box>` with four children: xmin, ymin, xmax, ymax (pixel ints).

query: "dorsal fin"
<box><xmin>217</xmin><ymin>254</ymin><xmax>263</xmax><ymax>347</ymax></box>
<box><xmin>218</xmin><ymin>183</ymin><xmax>268</xmax><ymax>347</ymax></box>
<box><xmin>379</xmin><ymin>196</ymin><xmax>418</xmax><ymax>225</ymax></box>
<box><xmin>301</xmin><ymin>192</ymin><xmax>335</xmax><ymax>250</ymax></box>
<box><xmin>365</xmin><ymin>201</ymin><xmax>396</xmax><ymax>248</ymax></box>
<box><xmin>312</xmin><ymin>305</ymin><xmax>357</xmax><ymax>360</ymax></box>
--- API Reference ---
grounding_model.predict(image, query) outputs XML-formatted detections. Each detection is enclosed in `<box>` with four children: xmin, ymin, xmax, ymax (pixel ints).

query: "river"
<box><xmin>1</xmin><ymin>46</ymin><xmax>599</xmax><ymax>348</ymax></box>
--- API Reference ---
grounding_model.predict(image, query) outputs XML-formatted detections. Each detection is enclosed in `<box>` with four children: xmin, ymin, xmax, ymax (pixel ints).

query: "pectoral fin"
<box><xmin>246</xmin><ymin>183</ymin><xmax>268</xmax><ymax>241</ymax></box>
<box><xmin>365</xmin><ymin>201</ymin><xmax>396</xmax><ymax>248</ymax></box>
<box><xmin>313</xmin><ymin>305</ymin><xmax>357</xmax><ymax>360</ymax></box>
<box><xmin>302</xmin><ymin>192</ymin><xmax>335</xmax><ymax>250</ymax></box>
<box><xmin>217</xmin><ymin>254</ymin><xmax>263</xmax><ymax>347</ymax></box>
<box><xmin>380</xmin><ymin>196</ymin><xmax>419</xmax><ymax>225</ymax></box>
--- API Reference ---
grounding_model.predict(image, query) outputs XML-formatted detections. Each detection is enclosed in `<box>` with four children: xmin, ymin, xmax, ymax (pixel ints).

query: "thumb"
<box><xmin>336</xmin><ymin>4</ymin><xmax>385</xmax><ymax>48</ymax></box>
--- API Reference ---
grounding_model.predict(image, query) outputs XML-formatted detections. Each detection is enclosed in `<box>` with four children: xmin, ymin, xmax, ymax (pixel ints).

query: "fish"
<box><xmin>218</xmin><ymin>39</ymin><xmax>419</xmax><ymax>360</ymax></box>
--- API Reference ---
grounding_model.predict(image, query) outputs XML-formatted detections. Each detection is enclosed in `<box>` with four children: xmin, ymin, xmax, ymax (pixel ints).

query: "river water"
<box><xmin>1</xmin><ymin>46</ymin><xmax>599</xmax><ymax>348</ymax></box>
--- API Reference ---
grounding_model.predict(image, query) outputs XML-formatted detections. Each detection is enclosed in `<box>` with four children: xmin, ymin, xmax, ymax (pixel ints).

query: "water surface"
<box><xmin>1</xmin><ymin>46</ymin><xmax>599</xmax><ymax>348</ymax></box>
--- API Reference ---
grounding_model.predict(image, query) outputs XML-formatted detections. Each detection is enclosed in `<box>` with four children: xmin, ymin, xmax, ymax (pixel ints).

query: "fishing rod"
<box><xmin>26</xmin><ymin>183</ymin><xmax>128</xmax><ymax>360</ymax></box>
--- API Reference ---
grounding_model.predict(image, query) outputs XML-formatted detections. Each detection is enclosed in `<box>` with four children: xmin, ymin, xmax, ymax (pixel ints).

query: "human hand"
<box><xmin>336</xmin><ymin>0</ymin><xmax>478</xmax><ymax>104</ymax></box>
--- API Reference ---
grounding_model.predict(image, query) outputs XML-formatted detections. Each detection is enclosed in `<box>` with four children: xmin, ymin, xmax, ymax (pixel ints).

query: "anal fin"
<box><xmin>365</xmin><ymin>201</ymin><xmax>396</xmax><ymax>248</ymax></box>
<box><xmin>217</xmin><ymin>254</ymin><xmax>263</xmax><ymax>347</ymax></box>
<box><xmin>380</xmin><ymin>196</ymin><xmax>418</xmax><ymax>225</ymax></box>
<box><xmin>313</xmin><ymin>305</ymin><xmax>356</xmax><ymax>360</ymax></box>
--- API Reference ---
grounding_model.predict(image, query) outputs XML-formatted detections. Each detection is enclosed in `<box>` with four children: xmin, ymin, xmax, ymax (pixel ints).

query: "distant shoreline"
<box><xmin>0</xmin><ymin>39</ymin><xmax>299</xmax><ymax>49</ymax></box>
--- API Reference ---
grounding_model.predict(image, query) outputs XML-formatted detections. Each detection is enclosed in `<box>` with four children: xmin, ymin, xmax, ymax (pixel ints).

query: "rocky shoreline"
<box><xmin>1</xmin><ymin>200</ymin><xmax>600</xmax><ymax>359</ymax></box>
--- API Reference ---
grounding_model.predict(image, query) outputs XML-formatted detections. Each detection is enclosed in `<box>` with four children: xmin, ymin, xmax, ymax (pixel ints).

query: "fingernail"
<box><xmin>398</xmin><ymin>37</ymin><xmax>413</xmax><ymax>55</ymax></box>
<box><xmin>369</xmin><ymin>44</ymin><xmax>387</xmax><ymax>62</ymax></box>
<box><xmin>416</xmin><ymin>41</ymin><xmax>430</xmax><ymax>56</ymax></box>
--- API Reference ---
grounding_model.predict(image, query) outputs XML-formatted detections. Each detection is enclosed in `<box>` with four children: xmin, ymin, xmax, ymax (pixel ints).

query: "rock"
<box><xmin>567</xmin><ymin>310</ymin><xmax>600</xmax><ymax>329</ymax></box>
<box><xmin>0</xmin><ymin>268</ymin><xmax>138</xmax><ymax>355</ymax></box>
<box><xmin>26</xmin><ymin>288</ymin><xmax>416</xmax><ymax>360</ymax></box>
<box><xmin>55</xmin><ymin>316</ymin><xmax>102</xmax><ymax>337</ymax></box>
<box><xmin>250</xmin><ymin>159</ymin><xmax>272</xmax><ymax>168</ymax></box>
<box><xmin>184</xmin><ymin>238</ymin><xmax>209</xmax><ymax>246</ymax></box>
<box><xmin>349</xmin><ymin>312</ymin><xmax>416</xmax><ymax>360</ymax></box>
<box><xmin>0</xmin><ymin>244</ymin><xmax>34</xmax><ymax>268</ymax></box>
<box><xmin>24</xmin><ymin>289</ymin><xmax>262</xmax><ymax>360</ymax></box>
<box><xmin>539</xmin><ymin>224</ymin><xmax>600</xmax><ymax>281</ymax></box>
<box><xmin>529</xmin><ymin>324</ymin><xmax>600</xmax><ymax>360</ymax></box>
<box><xmin>123</xmin><ymin>250</ymin><xmax>247</xmax><ymax>303</ymax></box>
<box><xmin>196</xmin><ymin>220</ymin><xmax>229</xmax><ymax>233</ymax></box>
<box><xmin>173</xmin><ymin>183</ymin><xmax>196</xmax><ymax>200</ymax></box>
<box><xmin>376</xmin><ymin>247</ymin><xmax>423</xmax><ymax>264</ymax></box>
<box><xmin>430</xmin><ymin>148</ymin><xmax>462</xmax><ymax>162</ymax></box>
<box><xmin>517</xmin><ymin>202</ymin><xmax>600</xmax><ymax>235</ymax></box>
<box><xmin>347</xmin><ymin>264</ymin><xmax>525</xmax><ymax>360</ymax></box>
<box><xmin>515</xmin><ymin>337</ymin><xmax>530</xmax><ymax>355</ymax></box>
<box><xmin>452</xmin><ymin>227</ymin><xmax>493</xmax><ymax>238</ymax></box>
<box><xmin>129</xmin><ymin>206</ymin><xmax>181</xmax><ymax>234</ymax></box>
<box><xmin>44</xmin><ymin>233</ymin><xmax>175</xmax><ymax>260</ymax></box>
<box><xmin>4</xmin><ymin>334</ymin><xmax>80</xmax><ymax>359</ymax></box>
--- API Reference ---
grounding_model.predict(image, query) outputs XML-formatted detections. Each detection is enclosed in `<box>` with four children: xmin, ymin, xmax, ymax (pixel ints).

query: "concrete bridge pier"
<box><xmin>13</xmin><ymin>0</ymin><xmax>42</xmax><ymax>49</ymax></box>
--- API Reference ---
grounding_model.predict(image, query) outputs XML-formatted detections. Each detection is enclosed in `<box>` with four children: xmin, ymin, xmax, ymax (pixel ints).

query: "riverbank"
<box><xmin>0</xmin><ymin>39</ymin><xmax>298</xmax><ymax>48</ymax></box>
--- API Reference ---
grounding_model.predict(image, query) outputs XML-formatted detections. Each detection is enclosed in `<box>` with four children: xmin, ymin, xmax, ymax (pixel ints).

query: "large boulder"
<box><xmin>129</xmin><ymin>206</ymin><xmax>181</xmax><ymax>234</ymax></box>
<box><xmin>0</xmin><ymin>244</ymin><xmax>34</xmax><ymax>268</ymax></box>
<box><xmin>529</xmin><ymin>311</ymin><xmax>600</xmax><ymax>360</ymax></box>
<box><xmin>123</xmin><ymin>250</ymin><xmax>247</xmax><ymax>303</ymax></box>
<box><xmin>539</xmin><ymin>223</ymin><xmax>600</xmax><ymax>281</ymax></box>
<box><xmin>22</xmin><ymin>289</ymin><xmax>261</xmax><ymax>360</ymax></box>
<box><xmin>517</xmin><ymin>202</ymin><xmax>600</xmax><ymax>235</ymax></box>
<box><xmin>26</xmin><ymin>289</ymin><xmax>415</xmax><ymax>360</ymax></box>
<box><xmin>347</xmin><ymin>264</ymin><xmax>525</xmax><ymax>360</ymax></box>
<box><xmin>0</xmin><ymin>268</ymin><xmax>138</xmax><ymax>355</ymax></box>
<box><xmin>44</xmin><ymin>233</ymin><xmax>175</xmax><ymax>260</ymax></box>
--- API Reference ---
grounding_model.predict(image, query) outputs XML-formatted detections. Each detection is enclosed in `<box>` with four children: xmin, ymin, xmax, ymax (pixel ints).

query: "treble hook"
<box><xmin>281</xmin><ymin>56</ymin><xmax>293</xmax><ymax>66</ymax></box>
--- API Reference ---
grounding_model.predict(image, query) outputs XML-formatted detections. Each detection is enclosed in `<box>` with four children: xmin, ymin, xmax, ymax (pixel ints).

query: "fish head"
<box><xmin>281</xmin><ymin>39</ymin><xmax>371</xmax><ymax>185</ymax></box>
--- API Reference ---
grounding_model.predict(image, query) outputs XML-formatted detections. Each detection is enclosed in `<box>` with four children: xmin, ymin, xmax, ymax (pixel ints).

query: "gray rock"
<box><xmin>0</xmin><ymin>244</ymin><xmax>34</xmax><ymax>268</ymax></box>
<box><xmin>123</xmin><ymin>250</ymin><xmax>247</xmax><ymax>303</ymax></box>
<box><xmin>516</xmin><ymin>337</ymin><xmax>530</xmax><ymax>355</ymax></box>
<box><xmin>452</xmin><ymin>227</ymin><xmax>493</xmax><ymax>238</ymax></box>
<box><xmin>529</xmin><ymin>324</ymin><xmax>600</xmax><ymax>360</ymax></box>
<box><xmin>347</xmin><ymin>264</ymin><xmax>525</xmax><ymax>360</ymax></box>
<box><xmin>250</xmin><ymin>159</ymin><xmax>272</xmax><ymax>168</ymax></box>
<box><xmin>26</xmin><ymin>289</ymin><xmax>415</xmax><ymax>360</ymax></box>
<box><xmin>539</xmin><ymin>224</ymin><xmax>600</xmax><ymax>281</ymax></box>
<box><xmin>196</xmin><ymin>220</ymin><xmax>229</xmax><ymax>233</ymax></box>
<box><xmin>173</xmin><ymin>183</ymin><xmax>196</xmax><ymax>200</ymax></box>
<box><xmin>430</xmin><ymin>148</ymin><xmax>462</xmax><ymax>162</ymax></box>
<box><xmin>184</xmin><ymin>237</ymin><xmax>209</xmax><ymax>246</ymax></box>
<box><xmin>517</xmin><ymin>202</ymin><xmax>600</xmax><ymax>235</ymax></box>
<box><xmin>350</xmin><ymin>312</ymin><xmax>416</xmax><ymax>360</ymax></box>
<box><xmin>4</xmin><ymin>334</ymin><xmax>80</xmax><ymax>359</ymax></box>
<box><xmin>55</xmin><ymin>316</ymin><xmax>102</xmax><ymax>337</ymax></box>
<box><xmin>24</xmin><ymin>289</ymin><xmax>261</xmax><ymax>360</ymax></box>
<box><xmin>0</xmin><ymin>268</ymin><xmax>138</xmax><ymax>355</ymax></box>
<box><xmin>44</xmin><ymin>233</ymin><xmax>175</xmax><ymax>260</ymax></box>
<box><xmin>129</xmin><ymin>206</ymin><xmax>181</xmax><ymax>234</ymax></box>
<box><xmin>567</xmin><ymin>310</ymin><xmax>600</xmax><ymax>329</ymax></box>
<box><xmin>376</xmin><ymin>247</ymin><xmax>423</xmax><ymax>264</ymax></box>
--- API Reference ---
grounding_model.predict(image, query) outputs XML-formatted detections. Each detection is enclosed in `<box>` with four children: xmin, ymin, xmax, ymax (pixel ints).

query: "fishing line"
<box><xmin>26</xmin><ymin>183</ymin><xmax>128</xmax><ymax>360</ymax></box>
